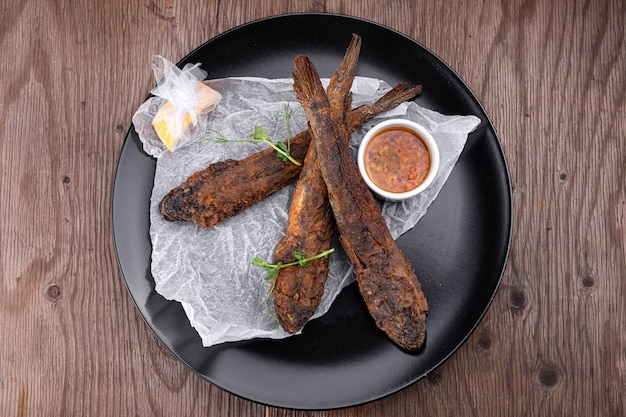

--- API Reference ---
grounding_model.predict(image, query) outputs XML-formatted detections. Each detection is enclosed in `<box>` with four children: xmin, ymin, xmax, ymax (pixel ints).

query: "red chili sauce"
<box><xmin>364</xmin><ymin>127</ymin><xmax>431</xmax><ymax>193</ymax></box>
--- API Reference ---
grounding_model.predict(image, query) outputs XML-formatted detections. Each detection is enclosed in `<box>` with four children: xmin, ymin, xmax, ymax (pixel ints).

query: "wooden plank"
<box><xmin>0</xmin><ymin>0</ymin><xmax>624</xmax><ymax>415</ymax></box>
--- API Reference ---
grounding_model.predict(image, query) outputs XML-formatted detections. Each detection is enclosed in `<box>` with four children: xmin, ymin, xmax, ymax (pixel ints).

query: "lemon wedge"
<box><xmin>152</xmin><ymin>82</ymin><xmax>221</xmax><ymax>152</ymax></box>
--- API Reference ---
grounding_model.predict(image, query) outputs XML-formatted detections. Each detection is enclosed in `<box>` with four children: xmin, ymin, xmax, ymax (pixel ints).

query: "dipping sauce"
<box><xmin>363</xmin><ymin>127</ymin><xmax>431</xmax><ymax>193</ymax></box>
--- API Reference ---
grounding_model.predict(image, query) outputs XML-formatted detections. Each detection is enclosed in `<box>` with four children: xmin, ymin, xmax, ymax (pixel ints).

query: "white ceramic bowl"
<box><xmin>357</xmin><ymin>119</ymin><xmax>439</xmax><ymax>202</ymax></box>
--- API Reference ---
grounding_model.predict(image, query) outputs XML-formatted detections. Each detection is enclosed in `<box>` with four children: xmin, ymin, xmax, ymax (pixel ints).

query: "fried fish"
<box><xmin>272</xmin><ymin>34</ymin><xmax>360</xmax><ymax>333</ymax></box>
<box><xmin>291</xmin><ymin>54</ymin><xmax>428</xmax><ymax>350</ymax></box>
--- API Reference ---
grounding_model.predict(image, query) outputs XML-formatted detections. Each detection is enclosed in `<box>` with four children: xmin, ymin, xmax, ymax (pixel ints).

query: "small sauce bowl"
<box><xmin>357</xmin><ymin>119</ymin><xmax>439</xmax><ymax>202</ymax></box>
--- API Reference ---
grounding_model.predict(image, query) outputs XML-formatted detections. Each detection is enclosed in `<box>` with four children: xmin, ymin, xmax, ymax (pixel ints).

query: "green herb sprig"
<box><xmin>253</xmin><ymin>248</ymin><xmax>335</xmax><ymax>317</ymax></box>
<box><xmin>278</xmin><ymin>101</ymin><xmax>300</xmax><ymax>155</ymax></box>
<box><xmin>205</xmin><ymin>125</ymin><xmax>301</xmax><ymax>166</ymax></box>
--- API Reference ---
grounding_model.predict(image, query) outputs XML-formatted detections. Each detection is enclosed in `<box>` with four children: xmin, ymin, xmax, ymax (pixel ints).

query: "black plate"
<box><xmin>113</xmin><ymin>13</ymin><xmax>511</xmax><ymax>410</ymax></box>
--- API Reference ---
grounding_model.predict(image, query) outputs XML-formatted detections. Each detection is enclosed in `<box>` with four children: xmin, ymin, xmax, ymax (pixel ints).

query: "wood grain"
<box><xmin>1</xmin><ymin>0</ymin><xmax>624</xmax><ymax>415</ymax></box>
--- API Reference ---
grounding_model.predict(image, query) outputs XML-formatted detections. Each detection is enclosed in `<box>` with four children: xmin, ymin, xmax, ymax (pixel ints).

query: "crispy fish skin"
<box><xmin>292</xmin><ymin>54</ymin><xmax>428</xmax><ymax>350</ymax></box>
<box><xmin>159</xmin><ymin>135</ymin><xmax>307</xmax><ymax>227</ymax></box>
<box><xmin>159</xmin><ymin>85</ymin><xmax>422</xmax><ymax>229</ymax></box>
<box><xmin>271</xmin><ymin>162</ymin><xmax>334</xmax><ymax>331</ymax></box>
<box><xmin>272</xmin><ymin>34</ymin><xmax>361</xmax><ymax>333</ymax></box>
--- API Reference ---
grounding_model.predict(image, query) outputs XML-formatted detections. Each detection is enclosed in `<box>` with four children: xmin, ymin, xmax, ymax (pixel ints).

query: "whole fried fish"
<box><xmin>292</xmin><ymin>54</ymin><xmax>428</xmax><ymax>350</ymax></box>
<box><xmin>272</xmin><ymin>34</ymin><xmax>360</xmax><ymax>333</ymax></box>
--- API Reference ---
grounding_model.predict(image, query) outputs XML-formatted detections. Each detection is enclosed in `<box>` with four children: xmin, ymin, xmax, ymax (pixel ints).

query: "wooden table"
<box><xmin>1</xmin><ymin>0</ymin><xmax>624</xmax><ymax>415</ymax></box>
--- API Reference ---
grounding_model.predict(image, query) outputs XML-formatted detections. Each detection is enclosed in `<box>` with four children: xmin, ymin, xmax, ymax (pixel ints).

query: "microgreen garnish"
<box><xmin>253</xmin><ymin>248</ymin><xmax>335</xmax><ymax>317</ymax></box>
<box><xmin>274</xmin><ymin>141</ymin><xmax>290</xmax><ymax>162</ymax></box>
<box><xmin>278</xmin><ymin>101</ymin><xmax>300</xmax><ymax>153</ymax></box>
<box><xmin>250</xmin><ymin>126</ymin><xmax>301</xmax><ymax>165</ymax></box>
<box><xmin>205</xmin><ymin>125</ymin><xmax>301</xmax><ymax>166</ymax></box>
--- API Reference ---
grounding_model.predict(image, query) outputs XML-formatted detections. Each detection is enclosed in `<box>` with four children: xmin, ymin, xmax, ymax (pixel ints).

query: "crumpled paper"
<box><xmin>134</xmin><ymin>75</ymin><xmax>480</xmax><ymax>347</ymax></box>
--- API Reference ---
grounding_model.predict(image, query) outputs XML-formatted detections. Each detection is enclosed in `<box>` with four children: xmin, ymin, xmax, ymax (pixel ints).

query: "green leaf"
<box><xmin>293</xmin><ymin>251</ymin><xmax>307</xmax><ymax>265</ymax></box>
<box><xmin>275</xmin><ymin>141</ymin><xmax>290</xmax><ymax>162</ymax></box>
<box><xmin>251</xmin><ymin>256</ymin><xmax>266</xmax><ymax>267</ymax></box>
<box><xmin>250</xmin><ymin>125</ymin><xmax>270</xmax><ymax>141</ymax></box>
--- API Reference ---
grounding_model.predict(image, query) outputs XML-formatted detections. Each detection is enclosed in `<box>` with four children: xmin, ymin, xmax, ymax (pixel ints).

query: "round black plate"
<box><xmin>113</xmin><ymin>13</ymin><xmax>511</xmax><ymax>410</ymax></box>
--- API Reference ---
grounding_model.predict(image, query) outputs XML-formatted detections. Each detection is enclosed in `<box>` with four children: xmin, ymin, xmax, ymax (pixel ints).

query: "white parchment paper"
<box><xmin>134</xmin><ymin>76</ymin><xmax>480</xmax><ymax>347</ymax></box>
